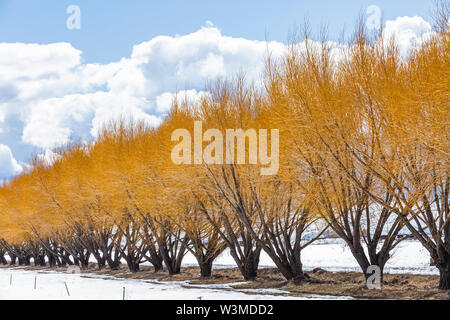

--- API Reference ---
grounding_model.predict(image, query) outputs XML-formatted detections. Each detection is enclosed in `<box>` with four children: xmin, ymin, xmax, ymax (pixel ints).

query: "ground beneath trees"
<box><xmin>2</xmin><ymin>264</ymin><xmax>449</xmax><ymax>300</ymax></box>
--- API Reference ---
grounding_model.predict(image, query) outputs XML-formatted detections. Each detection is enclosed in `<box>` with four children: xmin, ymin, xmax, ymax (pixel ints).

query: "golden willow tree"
<box><xmin>264</xmin><ymin>26</ymin><xmax>412</xmax><ymax>282</ymax></box>
<box><xmin>265</xmin><ymin>9</ymin><xmax>449</xmax><ymax>287</ymax></box>
<box><xmin>165</xmin><ymin>84</ymin><xmax>264</xmax><ymax>280</ymax></box>
<box><xmin>339</xmin><ymin>15</ymin><xmax>449</xmax><ymax>289</ymax></box>
<box><xmin>93</xmin><ymin>124</ymin><xmax>164</xmax><ymax>272</ymax></box>
<box><xmin>171</xmin><ymin>78</ymin><xmax>328</xmax><ymax>283</ymax></box>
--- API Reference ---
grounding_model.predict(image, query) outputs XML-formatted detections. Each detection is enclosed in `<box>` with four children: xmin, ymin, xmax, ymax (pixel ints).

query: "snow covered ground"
<box><xmin>0</xmin><ymin>240</ymin><xmax>436</xmax><ymax>300</ymax></box>
<box><xmin>0</xmin><ymin>268</ymin><xmax>349</xmax><ymax>300</ymax></box>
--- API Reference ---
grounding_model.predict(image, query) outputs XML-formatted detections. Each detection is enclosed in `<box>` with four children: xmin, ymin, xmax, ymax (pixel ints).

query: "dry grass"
<box><xmin>2</xmin><ymin>264</ymin><xmax>449</xmax><ymax>300</ymax></box>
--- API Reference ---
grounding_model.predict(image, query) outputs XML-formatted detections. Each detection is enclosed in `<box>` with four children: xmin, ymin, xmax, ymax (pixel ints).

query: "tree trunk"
<box><xmin>290</xmin><ymin>259</ymin><xmax>306</xmax><ymax>285</ymax></box>
<box><xmin>80</xmin><ymin>257</ymin><xmax>90</xmax><ymax>269</ymax></box>
<box><xmin>159</xmin><ymin>242</ymin><xmax>187</xmax><ymax>275</ymax></box>
<box><xmin>91</xmin><ymin>252</ymin><xmax>106</xmax><ymax>270</ymax></box>
<box><xmin>145</xmin><ymin>249</ymin><xmax>163</xmax><ymax>273</ymax></box>
<box><xmin>18</xmin><ymin>255</ymin><xmax>31</xmax><ymax>266</ymax></box>
<box><xmin>107</xmin><ymin>258</ymin><xmax>120</xmax><ymax>270</ymax></box>
<box><xmin>273</xmin><ymin>259</ymin><xmax>306</xmax><ymax>284</ymax></box>
<box><xmin>437</xmin><ymin>260</ymin><xmax>450</xmax><ymax>290</ymax></box>
<box><xmin>106</xmin><ymin>254</ymin><xmax>121</xmax><ymax>270</ymax></box>
<box><xmin>198</xmin><ymin>258</ymin><xmax>214</xmax><ymax>278</ymax></box>
<box><xmin>367</xmin><ymin>246</ymin><xmax>392</xmax><ymax>283</ymax></box>
<box><xmin>0</xmin><ymin>253</ymin><xmax>7</xmax><ymax>265</ymax></box>
<box><xmin>164</xmin><ymin>256</ymin><xmax>182</xmax><ymax>275</ymax></box>
<box><xmin>95</xmin><ymin>258</ymin><xmax>106</xmax><ymax>270</ymax></box>
<box><xmin>231</xmin><ymin>248</ymin><xmax>260</xmax><ymax>281</ymax></box>
<box><xmin>125</xmin><ymin>256</ymin><xmax>140</xmax><ymax>273</ymax></box>
<box><xmin>241</xmin><ymin>259</ymin><xmax>259</xmax><ymax>281</ymax></box>
<box><xmin>9</xmin><ymin>253</ymin><xmax>17</xmax><ymax>265</ymax></box>
<box><xmin>349</xmin><ymin>245</ymin><xmax>382</xmax><ymax>283</ymax></box>
<box><xmin>261</xmin><ymin>247</ymin><xmax>305</xmax><ymax>284</ymax></box>
<box><xmin>292</xmin><ymin>272</ymin><xmax>306</xmax><ymax>285</ymax></box>
<box><xmin>151</xmin><ymin>257</ymin><xmax>163</xmax><ymax>273</ymax></box>
<box><xmin>47</xmin><ymin>253</ymin><xmax>57</xmax><ymax>267</ymax></box>
<box><xmin>34</xmin><ymin>255</ymin><xmax>46</xmax><ymax>266</ymax></box>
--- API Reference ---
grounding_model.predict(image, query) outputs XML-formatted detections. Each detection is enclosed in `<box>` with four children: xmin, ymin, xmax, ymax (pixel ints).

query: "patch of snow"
<box><xmin>0</xmin><ymin>268</ymin><xmax>347</xmax><ymax>300</ymax></box>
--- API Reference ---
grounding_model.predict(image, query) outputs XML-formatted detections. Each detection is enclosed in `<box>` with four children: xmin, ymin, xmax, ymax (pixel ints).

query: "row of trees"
<box><xmin>0</xmin><ymin>14</ymin><xmax>449</xmax><ymax>289</ymax></box>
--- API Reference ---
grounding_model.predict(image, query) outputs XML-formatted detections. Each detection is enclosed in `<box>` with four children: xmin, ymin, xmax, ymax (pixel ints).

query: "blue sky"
<box><xmin>0</xmin><ymin>1</ymin><xmax>441</xmax><ymax>181</ymax></box>
<box><xmin>0</xmin><ymin>0</ymin><xmax>436</xmax><ymax>63</ymax></box>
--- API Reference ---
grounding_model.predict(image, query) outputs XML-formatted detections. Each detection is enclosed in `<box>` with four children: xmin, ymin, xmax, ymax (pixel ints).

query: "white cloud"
<box><xmin>383</xmin><ymin>16</ymin><xmax>434</xmax><ymax>57</ymax></box>
<box><xmin>116</xmin><ymin>24</ymin><xmax>286</xmax><ymax>98</ymax></box>
<box><xmin>21</xmin><ymin>91</ymin><xmax>163</xmax><ymax>148</ymax></box>
<box><xmin>0</xmin><ymin>144</ymin><xmax>22</xmax><ymax>178</ymax></box>
<box><xmin>0</xmin><ymin>42</ymin><xmax>81</xmax><ymax>81</ymax></box>
<box><xmin>89</xmin><ymin>92</ymin><xmax>162</xmax><ymax>138</ymax></box>
<box><xmin>0</xmin><ymin>23</ymin><xmax>288</xmax><ymax>152</ymax></box>
<box><xmin>36</xmin><ymin>149</ymin><xmax>61</xmax><ymax>167</ymax></box>
<box><xmin>156</xmin><ymin>89</ymin><xmax>211</xmax><ymax>114</ymax></box>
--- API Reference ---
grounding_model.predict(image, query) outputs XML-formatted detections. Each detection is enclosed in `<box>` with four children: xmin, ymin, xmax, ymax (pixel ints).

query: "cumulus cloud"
<box><xmin>0</xmin><ymin>144</ymin><xmax>22</xmax><ymax>178</ymax></box>
<box><xmin>36</xmin><ymin>149</ymin><xmax>61</xmax><ymax>167</ymax></box>
<box><xmin>383</xmin><ymin>16</ymin><xmax>434</xmax><ymax>57</ymax></box>
<box><xmin>0</xmin><ymin>42</ymin><xmax>81</xmax><ymax>81</ymax></box>
<box><xmin>0</xmin><ymin>23</ymin><xmax>287</xmax><ymax>153</ymax></box>
<box><xmin>156</xmin><ymin>89</ymin><xmax>211</xmax><ymax>114</ymax></box>
<box><xmin>21</xmin><ymin>91</ymin><xmax>162</xmax><ymax>148</ymax></box>
<box><xmin>109</xmin><ymin>24</ymin><xmax>286</xmax><ymax>98</ymax></box>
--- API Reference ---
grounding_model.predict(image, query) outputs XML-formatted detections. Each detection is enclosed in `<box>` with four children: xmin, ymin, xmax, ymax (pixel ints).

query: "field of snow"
<box><xmin>0</xmin><ymin>268</ymin><xmax>350</xmax><ymax>300</ymax></box>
